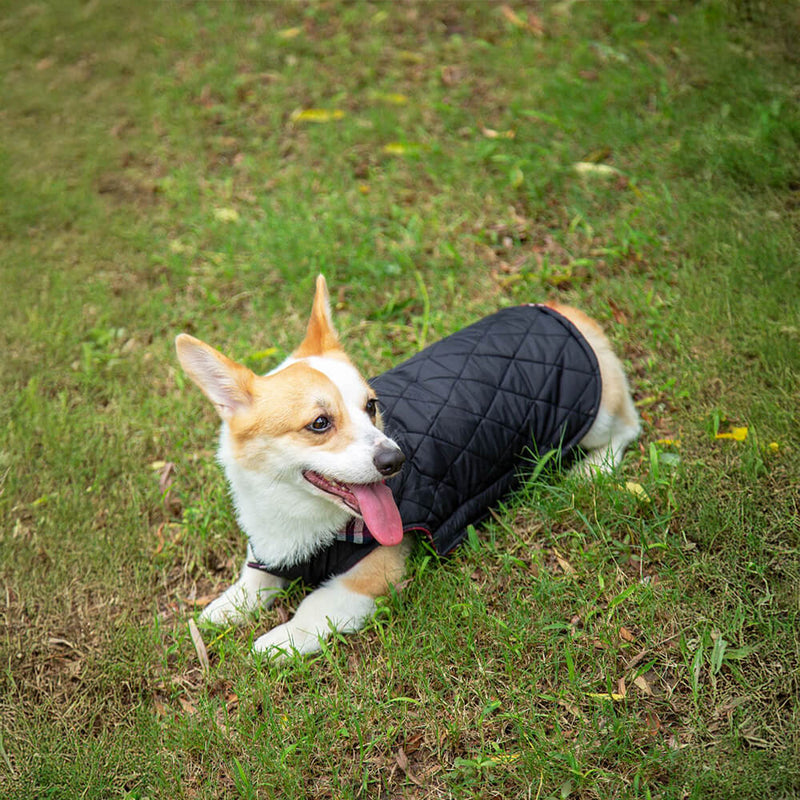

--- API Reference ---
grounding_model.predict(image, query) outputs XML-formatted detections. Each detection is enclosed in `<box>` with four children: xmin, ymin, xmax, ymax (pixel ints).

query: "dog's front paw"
<box><xmin>253</xmin><ymin>622</ymin><xmax>323</xmax><ymax>659</ymax></box>
<box><xmin>199</xmin><ymin>567</ymin><xmax>284</xmax><ymax>626</ymax></box>
<box><xmin>198</xmin><ymin>592</ymin><xmax>253</xmax><ymax>626</ymax></box>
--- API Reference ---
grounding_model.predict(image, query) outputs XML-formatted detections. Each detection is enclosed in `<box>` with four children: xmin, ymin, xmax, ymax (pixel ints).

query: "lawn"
<box><xmin>1</xmin><ymin>1</ymin><xmax>799</xmax><ymax>798</ymax></box>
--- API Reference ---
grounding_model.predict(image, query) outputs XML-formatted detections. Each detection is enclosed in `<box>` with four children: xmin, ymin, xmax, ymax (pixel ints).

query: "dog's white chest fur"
<box><xmin>217</xmin><ymin>423</ymin><xmax>351</xmax><ymax>568</ymax></box>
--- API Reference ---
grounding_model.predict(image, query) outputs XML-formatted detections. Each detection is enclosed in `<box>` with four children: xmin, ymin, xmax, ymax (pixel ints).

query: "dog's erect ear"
<box><xmin>175</xmin><ymin>334</ymin><xmax>254</xmax><ymax>421</ymax></box>
<box><xmin>294</xmin><ymin>274</ymin><xmax>341</xmax><ymax>358</ymax></box>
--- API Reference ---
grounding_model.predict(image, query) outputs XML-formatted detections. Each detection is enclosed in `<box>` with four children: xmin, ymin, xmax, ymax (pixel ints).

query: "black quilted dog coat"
<box><xmin>253</xmin><ymin>305</ymin><xmax>601</xmax><ymax>585</ymax></box>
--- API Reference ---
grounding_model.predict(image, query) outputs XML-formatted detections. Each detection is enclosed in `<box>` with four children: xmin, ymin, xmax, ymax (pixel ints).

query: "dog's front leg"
<box><xmin>253</xmin><ymin>577</ymin><xmax>377</xmax><ymax>656</ymax></box>
<box><xmin>253</xmin><ymin>540</ymin><xmax>409</xmax><ymax>658</ymax></box>
<box><xmin>200</xmin><ymin>546</ymin><xmax>285</xmax><ymax>626</ymax></box>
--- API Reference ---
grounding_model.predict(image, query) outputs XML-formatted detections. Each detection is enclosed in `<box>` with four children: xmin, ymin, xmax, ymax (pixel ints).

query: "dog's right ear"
<box><xmin>175</xmin><ymin>334</ymin><xmax>254</xmax><ymax>421</ymax></box>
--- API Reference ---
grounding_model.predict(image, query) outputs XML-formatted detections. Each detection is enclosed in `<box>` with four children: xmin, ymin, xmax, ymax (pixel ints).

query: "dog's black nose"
<box><xmin>373</xmin><ymin>444</ymin><xmax>405</xmax><ymax>477</ymax></box>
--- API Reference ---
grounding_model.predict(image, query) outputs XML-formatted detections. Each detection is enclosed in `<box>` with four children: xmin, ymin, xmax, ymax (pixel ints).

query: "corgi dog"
<box><xmin>175</xmin><ymin>276</ymin><xmax>639</xmax><ymax>657</ymax></box>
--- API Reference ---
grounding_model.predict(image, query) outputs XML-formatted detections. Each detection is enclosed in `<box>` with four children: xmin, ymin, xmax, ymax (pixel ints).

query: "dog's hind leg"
<box><xmin>253</xmin><ymin>539</ymin><xmax>410</xmax><ymax>657</ymax></box>
<box><xmin>545</xmin><ymin>302</ymin><xmax>640</xmax><ymax>474</ymax></box>
<box><xmin>577</xmin><ymin>404</ymin><xmax>641</xmax><ymax>474</ymax></box>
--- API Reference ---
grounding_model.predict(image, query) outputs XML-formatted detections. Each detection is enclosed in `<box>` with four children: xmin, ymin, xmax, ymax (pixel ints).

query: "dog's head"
<box><xmin>175</xmin><ymin>275</ymin><xmax>405</xmax><ymax>545</ymax></box>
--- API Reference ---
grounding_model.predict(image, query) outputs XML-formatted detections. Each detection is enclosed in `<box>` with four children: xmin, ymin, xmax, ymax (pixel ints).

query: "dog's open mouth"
<box><xmin>302</xmin><ymin>470</ymin><xmax>404</xmax><ymax>546</ymax></box>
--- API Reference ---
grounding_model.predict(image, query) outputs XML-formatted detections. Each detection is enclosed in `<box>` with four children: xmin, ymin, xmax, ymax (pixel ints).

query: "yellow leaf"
<box><xmin>373</xmin><ymin>92</ymin><xmax>408</xmax><ymax>105</ymax></box>
<box><xmin>543</xmin><ymin>268</ymin><xmax>572</xmax><ymax>288</ymax></box>
<box><xmin>247</xmin><ymin>347</ymin><xmax>278</xmax><ymax>360</ymax></box>
<box><xmin>481</xmin><ymin>127</ymin><xmax>516</xmax><ymax>139</ymax></box>
<box><xmin>572</xmin><ymin>161</ymin><xmax>621</xmax><ymax>178</ymax></box>
<box><xmin>290</xmin><ymin>108</ymin><xmax>346</xmax><ymax>123</ymax></box>
<box><xmin>398</xmin><ymin>50</ymin><xmax>425</xmax><ymax>63</ymax></box>
<box><xmin>656</xmin><ymin>438</ymin><xmax>681</xmax><ymax>447</ymax></box>
<box><xmin>624</xmin><ymin>482</ymin><xmax>651</xmax><ymax>502</ymax></box>
<box><xmin>382</xmin><ymin>141</ymin><xmax>424</xmax><ymax>156</ymax></box>
<box><xmin>278</xmin><ymin>27</ymin><xmax>302</xmax><ymax>39</ymax></box>
<box><xmin>487</xmin><ymin>753</ymin><xmax>521</xmax><ymax>765</ymax></box>
<box><xmin>715</xmin><ymin>426</ymin><xmax>748</xmax><ymax>442</ymax></box>
<box><xmin>213</xmin><ymin>208</ymin><xmax>240</xmax><ymax>223</ymax></box>
<box><xmin>587</xmin><ymin>692</ymin><xmax>626</xmax><ymax>702</ymax></box>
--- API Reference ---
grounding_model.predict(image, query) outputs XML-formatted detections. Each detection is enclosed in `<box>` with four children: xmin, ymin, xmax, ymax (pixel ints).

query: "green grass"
<box><xmin>2</xmin><ymin>1</ymin><xmax>799</xmax><ymax>798</ymax></box>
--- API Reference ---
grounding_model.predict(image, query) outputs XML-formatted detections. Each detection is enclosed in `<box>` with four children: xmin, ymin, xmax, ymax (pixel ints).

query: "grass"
<box><xmin>1</xmin><ymin>0</ymin><xmax>799</xmax><ymax>797</ymax></box>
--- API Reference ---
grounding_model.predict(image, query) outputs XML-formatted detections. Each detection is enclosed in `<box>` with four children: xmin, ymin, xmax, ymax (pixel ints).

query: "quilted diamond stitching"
<box><xmin>372</xmin><ymin>305</ymin><xmax>601</xmax><ymax>551</ymax></box>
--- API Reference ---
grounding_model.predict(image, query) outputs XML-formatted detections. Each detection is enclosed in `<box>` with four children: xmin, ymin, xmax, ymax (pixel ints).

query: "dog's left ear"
<box><xmin>294</xmin><ymin>274</ymin><xmax>341</xmax><ymax>357</ymax></box>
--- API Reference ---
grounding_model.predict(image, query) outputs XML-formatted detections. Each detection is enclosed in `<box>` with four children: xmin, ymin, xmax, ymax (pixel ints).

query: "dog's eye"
<box><xmin>365</xmin><ymin>398</ymin><xmax>377</xmax><ymax>418</ymax></box>
<box><xmin>307</xmin><ymin>415</ymin><xmax>331</xmax><ymax>433</ymax></box>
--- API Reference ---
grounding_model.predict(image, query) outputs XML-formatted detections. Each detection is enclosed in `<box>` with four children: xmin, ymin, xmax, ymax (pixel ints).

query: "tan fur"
<box><xmin>229</xmin><ymin>362</ymin><xmax>347</xmax><ymax>437</ymax></box>
<box><xmin>294</xmin><ymin>274</ymin><xmax>342</xmax><ymax>358</ymax></box>
<box><xmin>341</xmin><ymin>537</ymin><xmax>412</xmax><ymax>598</ymax></box>
<box><xmin>544</xmin><ymin>302</ymin><xmax>639</xmax><ymax>428</ymax></box>
<box><xmin>227</xmin><ymin>363</ymin><xmax>366</xmax><ymax>467</ymax></box>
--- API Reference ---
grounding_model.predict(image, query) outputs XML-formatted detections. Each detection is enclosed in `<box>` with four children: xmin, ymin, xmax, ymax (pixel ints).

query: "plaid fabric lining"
<box><xmin>336</xmin><ymin>517</ymin><xmax>375</xmax><ymax>545</ymax></box>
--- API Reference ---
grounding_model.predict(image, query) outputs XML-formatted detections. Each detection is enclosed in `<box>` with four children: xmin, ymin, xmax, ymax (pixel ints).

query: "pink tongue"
<box><xmin>350</xmin><ymin>482</ymin><xmax>404</xmax><ymax>546</ymax></box>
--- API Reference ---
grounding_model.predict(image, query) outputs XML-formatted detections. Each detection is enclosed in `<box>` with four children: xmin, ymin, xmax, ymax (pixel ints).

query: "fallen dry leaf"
<box><xmin>500</xmin><ymin>4</ymin><xmax>543</xmax><ymax>35</ymax></box>
<box><xmin>153</xmin><ymin>522</ymin><xmax>166</xmax><ymax>555</ymax></box>
<box><xmin>633</xmin><ymin>674</ymin><xmax>654</xmax><ymax>696</ymax></box>
<box><xmin>188</xmin><ymin>618</ymin><xmax>210</xmax><ymax>676</ymax></box>
<box><xmin>481</xmin><ymin>127</ymin><xmax>516</xmax><ymax>139</ymax></box>
<box><xmin>395</xmin><ymin>747</ymin><xmax>424</xmax><ymax>787</ymax></box>
<box><xmin>189</xmin><ymin>594</ymin><xmax>220</xmax><ymax>608</ymax></box>
<box><xmin>608</xmin><ymin>298</ymin><xmax>628</xmax><ymax>326</ymax></box>
<box><xmin>179</xmin><ymin>696</ymin><xmax>198</xmax><ymax>715</ymax></box>
<box><xmin>619</xmin><ymin>626</ymin><xmax>637</xmax><ymax>643</ymax></box>
<box><xmin>153</xmin><ymin>697</ymin><xmax>168</xmax><ymax>717</ymax></box>
<box><xmin>645</xmin><ymin>710</ymin><xmax>662</xmax><ymax>735</ymax></box>
<box><xmin>157</xmin><ymin>461</ymin><xmax>176</xmax><ymax>495</ymax></box>
<box><xmin>553</xmin><ymin>549</ymin><xmax>576</xmax><ymax>576</ymax></box>
<box><xmin>626</xmin><ymin>648</ymin><xmax>649</xmax><ymax>669</ymax></box>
